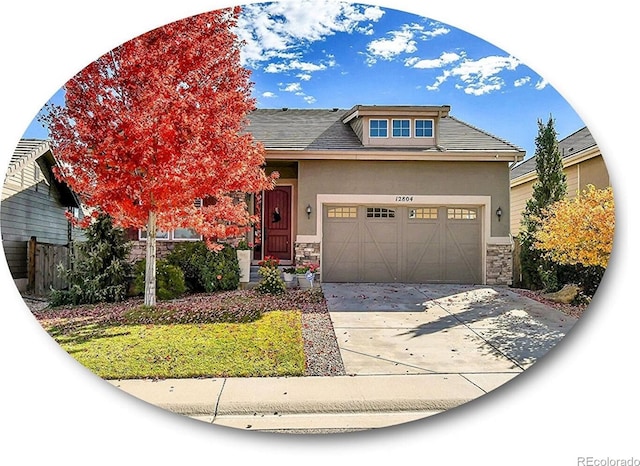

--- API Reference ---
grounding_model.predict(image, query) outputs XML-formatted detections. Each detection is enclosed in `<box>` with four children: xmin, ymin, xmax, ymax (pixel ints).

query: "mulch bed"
<box><xmin>509</xmin><ymin>287</ymin><xmax>588</xmax><ymax>319</ymax></box>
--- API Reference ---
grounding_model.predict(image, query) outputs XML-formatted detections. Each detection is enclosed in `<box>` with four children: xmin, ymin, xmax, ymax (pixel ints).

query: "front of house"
<box><xmin>133</xmin><ymin>104</ymin><xmax>524</xmax><ymax>285</ymax></box>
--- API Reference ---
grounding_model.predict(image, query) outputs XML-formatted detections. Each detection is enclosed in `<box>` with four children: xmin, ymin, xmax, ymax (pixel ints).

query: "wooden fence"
<box><xmin>27</xmin><ymin>237</ymin><xmax>72</xmax><ymax>297</ymax></box>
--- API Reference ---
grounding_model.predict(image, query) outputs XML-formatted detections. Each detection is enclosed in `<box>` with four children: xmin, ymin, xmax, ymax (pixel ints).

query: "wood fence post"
<box><xmin>27</xmin><ymin>236</ymin><xmax>37</xmax><ymax>293</ymax></box>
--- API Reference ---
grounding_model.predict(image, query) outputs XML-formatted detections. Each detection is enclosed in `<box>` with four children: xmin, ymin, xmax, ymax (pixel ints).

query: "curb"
<box><xmin>109</xmin><ymin>373</ymin><xmax>488</xmax><ymax>417</ymax></box>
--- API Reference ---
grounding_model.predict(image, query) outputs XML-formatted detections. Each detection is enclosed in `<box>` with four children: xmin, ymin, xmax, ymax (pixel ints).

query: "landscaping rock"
<box><xmin>542</xmin><ymin>284</ymin><xmax>580</xmax><ymax>304</ymax></box>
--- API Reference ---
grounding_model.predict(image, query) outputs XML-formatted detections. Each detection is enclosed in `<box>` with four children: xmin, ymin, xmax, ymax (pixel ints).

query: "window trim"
<box><xmin>414</xmin><ymin>119</ymin><xmax>434</xmax><ymax>138</ymax></box>
<box><xmin>391</xmin><ymin>119</ymin><xmax>411</xmax><ymax>138</ymax></box>
<box><xmin>138</xmin><ymin>229</ymin><xmax>203</xmax><ymax>241</ymax></box>
<box><xmin>369</xmin><ymin>119</ymin><xmax>389</xmax><ymax>138</ymax></box>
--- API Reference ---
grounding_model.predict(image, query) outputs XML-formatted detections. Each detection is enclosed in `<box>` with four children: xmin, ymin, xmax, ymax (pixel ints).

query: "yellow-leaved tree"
<box><xmin>534</xmin><ymin>185</ymin><xmax>614</xmax><ymax>269</ymax></box>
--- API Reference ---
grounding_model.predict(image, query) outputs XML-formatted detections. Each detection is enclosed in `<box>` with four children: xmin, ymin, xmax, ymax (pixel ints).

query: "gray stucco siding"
<box><xmin>296</xmin><ymin>159</ymin><xmax>511</xmax><ymax>238</ymax></box>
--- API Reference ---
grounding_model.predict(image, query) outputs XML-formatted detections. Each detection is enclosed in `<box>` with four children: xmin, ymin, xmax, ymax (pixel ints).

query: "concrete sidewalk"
<box><xmin>108</xmin><ymin>283</ymin><xmax>577</xmax><ymax>433</ymax></box>
<box><xmin>109</xmin><ymin>373</ymin><xmax>479</xmax><ymax>432</ymax></box>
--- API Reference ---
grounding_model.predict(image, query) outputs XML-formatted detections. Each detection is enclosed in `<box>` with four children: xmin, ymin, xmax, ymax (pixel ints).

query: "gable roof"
<box><xmin>246</xmin><ymin>108</ymin><xmax>524</xmax><ymax>155</ymax></box>
<box><xmin>6</xmin><ymin>139</ymin><xmax>80</xmax><ymax>208</ymax></box>
<box><xmin>510</xmin><ymin>126</ymin><xmax>597</xmax><ymax>180</ymax></box>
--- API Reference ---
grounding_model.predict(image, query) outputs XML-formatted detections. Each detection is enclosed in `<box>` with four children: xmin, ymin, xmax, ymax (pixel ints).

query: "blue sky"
<box><xmin>21</xmin><ymin>1</ymin><xmax>585</xmax><ymax>160</ymax></box>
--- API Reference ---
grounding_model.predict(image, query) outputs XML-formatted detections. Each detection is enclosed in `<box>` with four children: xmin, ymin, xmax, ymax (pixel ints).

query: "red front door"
<box><xmin>263</xmin><ymin>186</ymin><xmax>292</xmax><ymax>262</ymax></box>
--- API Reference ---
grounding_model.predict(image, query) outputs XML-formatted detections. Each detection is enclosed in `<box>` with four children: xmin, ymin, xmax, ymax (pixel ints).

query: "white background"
<box><xmin>1</xmin><ymin>1</ymin><xmax>636</xmax><ymax>464</ymax></box>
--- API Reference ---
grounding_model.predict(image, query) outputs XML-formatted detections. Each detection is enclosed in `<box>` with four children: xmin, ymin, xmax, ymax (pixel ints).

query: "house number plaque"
<box><xmin>394</xmin><ymin>195</ymin><xmax>415</xmax><ymax>202</ymax></box>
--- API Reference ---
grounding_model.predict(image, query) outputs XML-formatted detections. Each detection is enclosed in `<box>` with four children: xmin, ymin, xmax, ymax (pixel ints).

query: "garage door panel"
<box><xmin>362</xmin><ymin>218</ymin><xmax>398</xmax><ymax>281</ymax></box>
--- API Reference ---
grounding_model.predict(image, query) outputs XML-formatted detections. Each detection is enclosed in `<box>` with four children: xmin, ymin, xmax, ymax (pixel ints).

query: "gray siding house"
<box><xmin>1</xmin><ymin>139</ymin><xmax>80</xmax><ymax>292</ymax></box>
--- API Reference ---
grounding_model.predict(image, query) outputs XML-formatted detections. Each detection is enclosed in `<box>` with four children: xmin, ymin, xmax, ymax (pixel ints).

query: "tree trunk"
<box><xmin>144</xmin><ymin>211</ymin><xmax>157</xmax><ymax>307</ymax></box>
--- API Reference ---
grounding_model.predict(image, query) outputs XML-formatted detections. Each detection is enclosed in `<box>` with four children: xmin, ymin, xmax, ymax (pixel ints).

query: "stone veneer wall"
<box><xmin>129</xmin><ymin>241</ymin><xmax>180</xmax><ymax>262</ymax></box>
<box><xmin>486</xmin><ymin>243</ymin><xmax>512</xmax><ymax>285</ymax></box>
<box><xmin>294</xmin><ymin>242</ymin><xmax>321</xmax><ymax>266</ymax></box>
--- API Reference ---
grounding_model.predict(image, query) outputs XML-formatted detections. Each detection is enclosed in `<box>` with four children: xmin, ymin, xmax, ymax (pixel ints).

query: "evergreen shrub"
<box><xmin>165</xmin><ymin>241</ymin><xmax>240</xmax><ymax>292</ymax></box>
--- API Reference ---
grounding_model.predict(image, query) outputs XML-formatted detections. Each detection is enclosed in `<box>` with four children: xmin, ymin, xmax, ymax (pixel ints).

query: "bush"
<box><xmin>132</xmin><ymin>259</ymin><xmax>186</xmax><ymax>301</ymax></box>
<box><xmin>256</xmin><ymin>266</ymin><xmax>286</xmax><ymax>295</ymax></box>
<box><xmin>50</xmin><ymin>214</ymin><xmax>133</xmax><ymax>306</ymax></box>
<box><xmin>165</xmin><ymin>242</ymin><xmax>240</xmax><ymax>292</ymax></box>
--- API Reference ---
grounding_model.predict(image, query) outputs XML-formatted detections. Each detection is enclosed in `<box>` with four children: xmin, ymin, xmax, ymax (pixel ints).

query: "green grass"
<box><xmin>48</xmin><ymin>310</ymin><xmax>305</xmax><ymax>379</ymax></box>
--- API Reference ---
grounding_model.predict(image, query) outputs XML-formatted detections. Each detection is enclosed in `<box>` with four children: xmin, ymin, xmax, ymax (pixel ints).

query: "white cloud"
<box><xmin>236</xmin><ymin>1</ymin><xmax>385</xmax><ymax>68</ymax></box>
<box><xmin>407</xmin><ymin>51</ymin><xmax>462</xmax><ymax>69</ymax></box>
<box><xmin>426</xmin><ymin>55</ymin><xmax>521</xmax><ymax>95</ymax></box>
<box><xmin>535</xmin><ymin>78</ymin><xmax>548</xmax><ymax>90</ymax></box>
<box><xmin>262</xmin><ymin>91</ymin><xmax>277</xmax><ymax>98</ymax></box>
<box><xmin>264</xmin><ymin>59</ymin><xmax>328</xmax><ymax>74</ymax></box>
<box><xmin>366</xmin><ymin>27</ymin><xmax>417</xmax><ymax>63</ymax></box>
<box><xmin>297</xmin><ymin>73</ymin><xmax>312</xmax><ymax>81</ymax></box>
<box><xmin>364</xmin><ymin>22</ymin><xmax>452</xmax><ymax>65</ymax></box>
<box><xmin>281</xmin><ymin>82</ymin><xmax>302</xmax><ymax>92</ymax></box>
<box><xmin>514</xmin><ymin>76</ymin><xmax>531</xmax><ymax>87</ymax></box>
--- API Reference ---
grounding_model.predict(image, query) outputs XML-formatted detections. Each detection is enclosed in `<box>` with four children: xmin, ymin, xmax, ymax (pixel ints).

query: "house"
<box><xmin>134</xmin><ymin>104</ymin><xmax>524</xmax><ymax>285</ymax></box>
<box><xmin>1</xmin><ymin>139</ymin><xmax>81</xmax><ymax>293</ymax></box>
<box><xmin>509</xmin><ymin>126</ymin><xmax>610</xmax><ymax>236</ymax></box>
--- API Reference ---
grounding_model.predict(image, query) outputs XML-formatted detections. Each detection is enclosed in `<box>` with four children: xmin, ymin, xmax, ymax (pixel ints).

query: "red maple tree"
<box><xmin>42</xmin><ymin>7</ymin><xmax>277</xmax><ymax>306</ymax></box>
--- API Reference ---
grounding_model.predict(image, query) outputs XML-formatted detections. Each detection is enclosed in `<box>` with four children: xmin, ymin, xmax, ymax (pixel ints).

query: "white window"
<box><xmin>392</xmin><ymin>119</ymin><xmax>411</xmax><ymax>138</ymax></box>
<box><xmin>369</xmin><ymin>119</ymin><xmax>388</xmax><ymax>138</ymax></box>
<box><xmin>139</xmin><ymin>199</ymin><xmax>203</xmax><ymax>241</ymax></box>
<box><xmin>415</xmin><ymin>119</ymin><xmax>434</xmax><ymax>138</ymax></box>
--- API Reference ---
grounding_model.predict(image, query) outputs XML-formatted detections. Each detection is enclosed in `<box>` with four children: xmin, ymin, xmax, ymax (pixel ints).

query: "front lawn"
<box><xmin>33</xmin><ymin>289</ymin><xmax>326</xmax><ymax>379</ymax></box>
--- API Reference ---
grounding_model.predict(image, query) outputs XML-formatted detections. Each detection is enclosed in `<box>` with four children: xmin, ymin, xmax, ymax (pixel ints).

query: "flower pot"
<box><xmin>283</xmin><ymin>272</ymin><xmax>295</xmax><ymax>282</ymax></box>
<box><xmin>236</xmin><ymin>249</ymin><xmax>251</xmax><ymax>283</ymax></box>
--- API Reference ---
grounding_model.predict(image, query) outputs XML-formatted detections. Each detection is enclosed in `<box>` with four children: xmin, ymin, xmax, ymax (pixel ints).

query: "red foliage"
<box><xmin>42</xmin><ymin>6</ymin><xmax>277</xmax><ymax>243</ymax></box>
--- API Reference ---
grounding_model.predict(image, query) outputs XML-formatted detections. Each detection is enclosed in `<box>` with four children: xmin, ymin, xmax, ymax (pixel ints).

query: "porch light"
<box><xmin>496</xmin><ymin>206</ymin><xmax>503</xmax><ymax>221</ymax></box>
<box><xmin>306</xmin><ymin>204</ymin><xmax>312</xmax><ymax>219</ymax></box>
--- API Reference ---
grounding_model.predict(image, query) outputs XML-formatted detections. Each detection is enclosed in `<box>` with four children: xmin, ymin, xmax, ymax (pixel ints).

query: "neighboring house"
<box><xmin>133</xmin><ymin>104</ymin><xmax>524</xmax><ymax>285</ymax></box>
<box><xmin>1</xmin><ymin>139</ymin><xmax>81</xmax><ymax>292</ymax></box>
<box><xmin>509</xmin><ymin>126</ymin><xmax>610</xmax><ymax>236</ymax></box>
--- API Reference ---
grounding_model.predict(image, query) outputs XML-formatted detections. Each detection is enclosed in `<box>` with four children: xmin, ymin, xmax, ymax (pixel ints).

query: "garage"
<box><xmin>322</xmin><ymin>205</ymin><xmax>482</xmax><ymax>283</ymax></box>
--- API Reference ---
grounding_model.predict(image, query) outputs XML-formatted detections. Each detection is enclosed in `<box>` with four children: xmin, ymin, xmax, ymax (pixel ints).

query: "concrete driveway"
<box><xmin>323</xmin><ymin>283</ymin><xmax>577</xmax><ymax>392</ymax></box>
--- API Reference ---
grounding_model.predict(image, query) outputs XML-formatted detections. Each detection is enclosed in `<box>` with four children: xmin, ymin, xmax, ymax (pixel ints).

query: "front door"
<box><xmin>263</xmin><ymin>186</ymin><xmax>292</xmax><ymax>262</ymax></box>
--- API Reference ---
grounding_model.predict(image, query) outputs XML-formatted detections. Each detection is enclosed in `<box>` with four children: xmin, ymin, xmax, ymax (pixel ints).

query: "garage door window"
<box><xmin>367</xmin><ymin>207</ymin><xmax>395</xmax><ymax>218</ymax></box>
<box><xmin>447</xmin><ymin>208</ymin><xmax>477</xmax><ymax>219</ymax></box>
<box><xmin>409</xmin><ymin>207</ymin><xmax>438</xmax><ymax>219</ymax></box>
<box><xmin>327</xmin><ymin>206</ymin><xmax>358</xmax><ymax>218</ymax></box>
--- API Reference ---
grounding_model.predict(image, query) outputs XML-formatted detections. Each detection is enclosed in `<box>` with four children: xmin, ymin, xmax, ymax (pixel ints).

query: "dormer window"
<box><xmin>392</xmin><ymin>119</ymin><xmax>411</xmax><ymax>138</ymax></box>
<box><xmin>369</xmin><ymin>119</ymin><xmax>388</xmax><ymax>138</ymax></box>
<box><xmin>415</xmin><ymin>119</ymin><xmax>434</xmax><ymax>138</ymax></box>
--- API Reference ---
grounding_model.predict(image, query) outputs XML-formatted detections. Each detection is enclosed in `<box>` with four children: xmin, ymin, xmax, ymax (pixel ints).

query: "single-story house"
<box><xmin>1</xmin><ymin>139</ymin><xmax>82</xmax><ymax>292</ymax></box>
<box><xmin>509</xmin><ymin>126</ymin><xmax>610</xmax><ymax>236</ymax></box>
<box><xmin>133</xmin><ymin>104</ymin><xmax>524</xmax><ymax>285</ymax></box>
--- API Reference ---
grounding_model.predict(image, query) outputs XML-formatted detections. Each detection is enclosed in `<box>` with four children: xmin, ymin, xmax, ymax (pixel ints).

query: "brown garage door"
<box><xmin>323</xmin><ymin>205</ymin><xmax>482</xmax><ymax>283</ymax></box>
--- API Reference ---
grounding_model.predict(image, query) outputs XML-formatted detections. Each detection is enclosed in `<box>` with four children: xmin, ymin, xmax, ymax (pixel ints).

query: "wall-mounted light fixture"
<box><xmin>306</xmin><ymin>204</ymin><xmax>312</xmax><ymax>219</ymax></box>
<box><xmin>496</xmin><ymin>206</ymin><xmax>503</xmax><ymax>221</ymax></box>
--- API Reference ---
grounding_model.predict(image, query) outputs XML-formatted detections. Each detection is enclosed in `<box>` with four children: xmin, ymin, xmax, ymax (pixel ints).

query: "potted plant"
<box><xmin>235</xmin><ymin>239</ymin><xmax>252</xmax><ymax>283</ymax></box>
<box><xmin>295</xmin><ymin>262</ymin><xmax>320</xmax><ymax>289</ymax></box>
<box><xmin>282</xmin><ymin>266</ymin><xmax>296</xmax><ymax>282</ymax></box>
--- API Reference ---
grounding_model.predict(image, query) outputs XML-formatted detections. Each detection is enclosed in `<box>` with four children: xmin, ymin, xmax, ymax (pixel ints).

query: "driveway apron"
<box><xmin>323</xmin><ymin>283</ymin><xmax>577</xmax><ymax>391</ymax></box>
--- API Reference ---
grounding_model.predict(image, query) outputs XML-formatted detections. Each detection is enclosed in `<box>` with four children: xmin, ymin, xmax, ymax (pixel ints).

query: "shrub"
<box><xmin>256</xmin><ymin>266</ymin><xmax>286</xmax><ymax>295</ymax></box>
<box><xmin>132</xmin><ymin>259</ymin><xmax>186</xmax><ymax>301</ymax></box>
<box><xmin>165</xmin><ymin>241</ymin><xmax>239</xmax><ymax>292</ymax></box>
<box><xmin>49</xmin><ymin>214</ymin><xmax>133</xmax><ymax>306</ymax></box>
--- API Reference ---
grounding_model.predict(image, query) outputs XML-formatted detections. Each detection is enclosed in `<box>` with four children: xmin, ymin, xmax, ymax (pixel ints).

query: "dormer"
<box><xmin>342</xmin><ymin>105</ymin><xmax>451</xmax><ymax>149</ymax></box>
